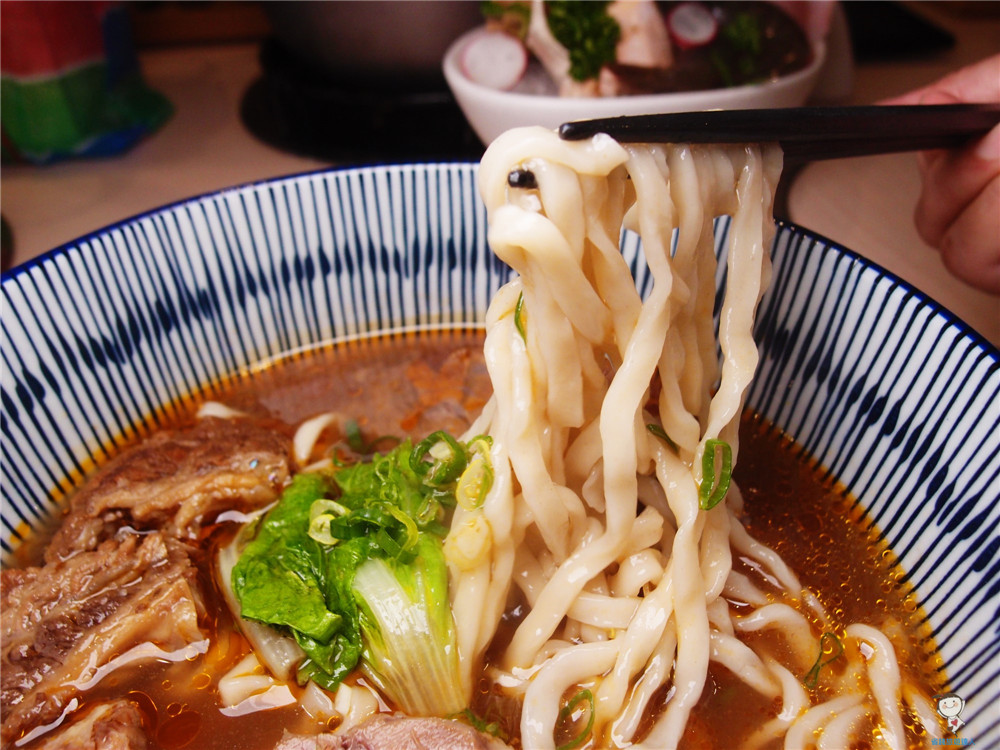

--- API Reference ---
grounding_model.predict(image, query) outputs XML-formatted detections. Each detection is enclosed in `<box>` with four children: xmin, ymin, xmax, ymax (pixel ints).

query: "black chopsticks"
<box><xmin>558</xmin><ymin>104</ymin><xmax>1000</xmax><ymax>161</ymax></box>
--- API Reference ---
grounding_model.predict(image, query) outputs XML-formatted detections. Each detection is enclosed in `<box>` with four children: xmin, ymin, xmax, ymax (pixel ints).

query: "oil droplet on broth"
<box><xmin>127</xmin><ymin>690</ymin><xmax>159</xmax><ymax>731</ymax></box>
<box><xmin>158</xmin><ymin>709</ymin><xmax>201</xmax><ymax>749</ymax></box>
<box><xmin>192</xmin><ymin>672</ymin><xmax>212</xmax><ymax>690</ymax></box>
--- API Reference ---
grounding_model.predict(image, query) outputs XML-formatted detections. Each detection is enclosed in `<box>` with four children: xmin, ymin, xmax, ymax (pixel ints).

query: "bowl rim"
<box><xmin>3</xmin><ymin>162</ymin><xmax>994</xmax><ymax>363</ymax></box>
<box><xmin>0</xmin><ymin>160</ymin><xmax>448</xmax><ymax>282</ymax></box>
<box><xmin>3</xmin><ymin>161</ymin><xmax>998</xmax><ymax>748</ymax></box>
<box><xmin>442</xmin><ymin>24</ymin><xmax>828</xmax><ymax>110</ymax></box>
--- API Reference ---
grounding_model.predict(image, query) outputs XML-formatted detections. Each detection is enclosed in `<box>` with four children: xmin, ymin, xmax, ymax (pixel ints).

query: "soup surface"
<box><xmin>4</xmin><ymin>330</ymin><xmax>946</xmax><ymax>749</ymax></box>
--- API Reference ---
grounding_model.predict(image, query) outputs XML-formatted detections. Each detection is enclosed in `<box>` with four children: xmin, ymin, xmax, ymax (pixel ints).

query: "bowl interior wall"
<box><xmin>2</xmin><ymin>163</ymin><xmax>996</xmax><ymax>741</ymax></box>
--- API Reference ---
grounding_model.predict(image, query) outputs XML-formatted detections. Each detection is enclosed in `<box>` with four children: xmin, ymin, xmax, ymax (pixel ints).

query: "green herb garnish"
<box><xmin>342</xmin><ymin>418</ymin><xmax>399</xmax><ymax>457</ymax></box>
<box><xmin>803</xmin><ymin>632</ymin><xmax>845</xmax><ymax>688</ymax></box>
<box><xmin>514</xmin><ymin>291</ymin><xmax>528</xmax><ymax>341</ymax></box>
<box><xmin>411</xmin><ymin>430</ymin><xmax>469</xmax><ymax>486</ymax></box>
<box><xmin>698</xmin><ymin>438</ymin><xmax>732</xmax><ymax>510</ymax></box>
<box><xmin>453</xmin><ymin>707</ymin><xmax>506</xmax><ymax>740</ymax></box>
<box><xmin>555</xmin><ymin>688</ymin><xmax>595</xmax><ymax>750</ymax></box>
<box><xmin>545</xmin><ymin>1</ymin><xmax>620</xmax><ymax>82</ymax></box>
<box><xmin>646</xmin><ymin>422</ymin><xmax>679</xmax><ymax>453</ymax></box>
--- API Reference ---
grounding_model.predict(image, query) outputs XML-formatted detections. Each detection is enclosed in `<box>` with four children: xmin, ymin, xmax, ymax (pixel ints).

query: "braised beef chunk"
<box><xmin>45</xmin><ymin>417</ymin><xmax>291</xmax><ymax>561</ymax></box>
<box><xmin>274</xmin><ymin>714</ymin><xmax>511</xmax><ymax>750</ymax></box>
<box><xmin>1</xmin><ymin>533</ymin><xmax>204</xmax><ymax>745</ymax></box>
<box><xmin>35</xmin><ymin>700</ymin><xmax>148</xmax><ymax>750</ymax></box>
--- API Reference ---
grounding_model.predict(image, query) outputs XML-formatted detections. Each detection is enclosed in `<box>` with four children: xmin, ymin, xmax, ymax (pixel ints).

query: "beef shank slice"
<box><xmin>274</xmin><ymin>713</ymin><xmax>511</xmax><ymax>750</ymax></box>
<box><xmin>46</xmin><ymin>416</ymin><xmax>291</xmax><ymax>561</ymax></box>
<box><xmin>1</xmin><ymin>533</ymin><xmax>204</xmax><ymax>744</ymax></box>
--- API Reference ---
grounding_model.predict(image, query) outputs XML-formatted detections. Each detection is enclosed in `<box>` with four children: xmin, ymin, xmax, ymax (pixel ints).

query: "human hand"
<box><xmin>883</xmin><ymin>55</ymin><xmax>1000</xmax><ymax>294</ymax></box>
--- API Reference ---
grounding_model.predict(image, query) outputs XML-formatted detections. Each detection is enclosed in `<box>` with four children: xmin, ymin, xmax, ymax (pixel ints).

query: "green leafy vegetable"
<box><xmin>232</xmin><ymin>474</ymin><xmax>361</xmax><ymax>691</ymax></box>
<box><xmin>803</xmin><ymin>632</ymin><xmax>844</xmax><ymax>688</ymax></box>
<box><xmin>545</xmin><ymin>1</ymin><xmax>620</xmax><ymax>82</ymax></box>
<box><xmin>232</xmin><ymin>474</ymin><xmax>343</xmax><ymax>643</ymax></box>
<box><xmin>712</xmin><ymin>11</ymin><xmax>765</xmax><ymax>86</ymax></box>
<box><xmin>233</xmin><ymin>432</ymin><xmax>492</xmax><ymax>714</ymax></box>
<box><xmin>724</xmin><ymin>11</ymin><xmax>763</xmax><ymax>58</ymax></box>
<box><xmin>698</xmin><ymin>438</ymin><xmax>732</xmax><ymax>510</ymax></box>
<box><xmin>353</xmin><ymin>536</ymin><xmax>465</xmax><ymax>716</ymax></box>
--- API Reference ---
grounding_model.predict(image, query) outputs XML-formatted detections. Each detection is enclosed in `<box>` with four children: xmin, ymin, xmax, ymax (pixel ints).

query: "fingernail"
<box><xmin>918</xmin><ymin>90</ymin><xmax>961</xmax><ymax>106</ymax></box>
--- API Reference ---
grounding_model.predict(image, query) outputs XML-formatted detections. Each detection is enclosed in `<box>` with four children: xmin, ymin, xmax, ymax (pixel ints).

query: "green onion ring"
<box><xmin>698</xmin><ymin>439</ymin><xmax>732</xmax><ymax>510</ymax></box>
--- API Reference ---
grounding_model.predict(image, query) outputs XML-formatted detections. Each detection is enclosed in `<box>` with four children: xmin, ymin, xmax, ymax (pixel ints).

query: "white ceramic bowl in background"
<box><xmin>1</xmin><ymin>164</ymin><xmax>997</xmax><ymax>744</ymax></box>
<box><xmin>443</xmin><ymin>26</ymin><xmax>826</xmax><ymax>145</ymax></box>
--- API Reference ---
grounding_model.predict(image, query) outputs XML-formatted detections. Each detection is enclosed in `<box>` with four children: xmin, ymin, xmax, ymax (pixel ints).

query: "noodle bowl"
<box><xmin>4</xmin><ymin>131</ymin><xmax>985</xmax><ymax>749</ymax></box>
<box><xmin>447</xmin><ymin>127</ymin><xmax>937</xmax><ymax>748</ymax></box>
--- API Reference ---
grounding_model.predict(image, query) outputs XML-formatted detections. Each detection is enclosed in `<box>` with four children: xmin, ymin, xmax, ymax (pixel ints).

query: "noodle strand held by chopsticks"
<box><xmin>443</xmin><ymin>127</ymin><xmax>932</xmax><ymax>748</ymax></box>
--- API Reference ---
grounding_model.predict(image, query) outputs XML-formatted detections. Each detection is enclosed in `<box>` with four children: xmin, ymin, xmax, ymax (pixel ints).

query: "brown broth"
<box><xmin>666</xmin><ymin>412</ymin><xmax>948</xmax><ymax>749</ymax></box>
<box><xmin>14</xmin><ymin>331</ymin><xmax>945</xmax><ymax>749</ymax></box>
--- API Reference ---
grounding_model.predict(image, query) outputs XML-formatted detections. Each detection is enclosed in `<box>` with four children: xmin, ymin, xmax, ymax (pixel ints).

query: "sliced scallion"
<box><xmin>410</xmin><ymin>431</ymin><xmax>468</xmax><ymax>485</ymax></box>
<box><xmin>514</xmin><ymin>292</ymin><xmax>527</xmax><ymax>341</ymax></box>
<box><xmin>698</xmin><ymin>439</ymin><xmax>732</xmax><ymax>510</ymax></box>
<box><xmin>456</xmin><ymin>437</ymin><xmax>494</xmax><ymax>510</ymax></box>
<box><xmin>386</xmin><ymin>505</ymin><xmax>420</xmax><ymax>552</ymax></box>
<box><xmin>307</xmin><ymin>498</ymin><xmax>349</xmax><ymax>546</ymax></box>
<box><xmin>645</xmin><ymin>423</ymin><xmax>679</xmax><ymax>453</ymax></box>
<box><xmin>555</xmin><ymin>688</ymin><xmax>595</xmax><ymax>750</ymax></box>
<box><xmin>344</xmin><ymin>419</ymin><xmax>365</xmax><ymax>453</ymax></box>
<box><xmin>453</xmin><ymin>708</ymin><xmax>505</xmax><ymax>739</ymax></box>
<box><xmin>343</xmin><ymin>418</ymin><xmax>399</xmax><ymax>456</ymax></box>
<box><xmin>803</xmin><ymin>632</ymin><xmax>844</xmax><ymax>688</ymax></box>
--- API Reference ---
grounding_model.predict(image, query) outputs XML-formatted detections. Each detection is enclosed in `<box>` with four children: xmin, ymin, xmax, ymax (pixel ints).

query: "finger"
<box><xmin>881</xmin><ymin>88</ymin><xmax>939</xmax><ymax>106</ymax></box>
<box><xmin>881</xmin><ymin>55</ymin><xmax>1000</xmax><ymax>105</ymax></box>
<box><xmin>934</xmin><ymin>173</ymin><xmax>1000</xmax><ymax>294</ymax></box>
<box><xmin>914</xmin><ymin>124</ymin><xmax>1000</xmax><ymax>248</ymax></box>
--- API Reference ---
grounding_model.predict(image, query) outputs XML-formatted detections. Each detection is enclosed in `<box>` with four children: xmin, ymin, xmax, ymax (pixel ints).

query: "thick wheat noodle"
<box><xmin>847</xmin><ymin>624</ymin><xmax>906</xmax><ymax>750</ymax></box>
<box><xmin>784</xmin><ymin>693</ymin><xmax>865</xmax><ymax>748</ymax></box>
<box><xmin>612</xmin><ymin>625</ymin><xmax>677</xmax><ymax>743</ymax></box>
<box><xmin>722</xmin><ymin>571</ymin><xmax>772</xmax><ymax>606</ymax></box>
<box><xmin>595</xmin><ymin>570</ymin><xmax>674</xmax><ymax>728</ymax></box>
<box><xmin>905</xmin><ymin>686</ymin><xmax>945</xmax><ymax>742</ymax></box>
<box><xmin>438</xmin><ymin>126</ymin><xmax>933</xmax><ymax>748</ymax></box>
<box><xmin>521</xmin><ymin>641</ymin><xmax>620</xmax><ymax>750</ymax></box>
<box><xmin>739</xmin><ymin>659</ymin><xmax>811</xmax><ymax>750</ymax></box>
<box><xmin>708</xmin><ymin>631</ymin><xmax>780</xmax><ymax>698</ymax></box>
<box><xmin>816</xmin><ymin>703</ymin><xmax>870</xmax><ymax>750</ymax></box>
<box><xmin>734</xmin><ymin>603</ymin><xmax>819</xmax><ymax>665</ymax></box>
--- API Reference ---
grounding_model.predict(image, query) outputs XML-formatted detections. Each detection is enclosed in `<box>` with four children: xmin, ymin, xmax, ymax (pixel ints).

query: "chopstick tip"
<box><xmin>558</xmin><ymin>121</ymin><xmax>584</xmax><ymax>140</ymax></box>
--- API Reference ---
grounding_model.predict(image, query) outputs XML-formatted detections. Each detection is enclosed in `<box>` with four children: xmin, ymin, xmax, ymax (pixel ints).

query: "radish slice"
<box><xmin>460</xmin><ymin>29</ymin><xmax>528</xmax><ymax>91</ymax></box>
<box><xmin>667</xmin><ymin>3</ymin><xmax>718</xmax><ymax>50</ymax></box>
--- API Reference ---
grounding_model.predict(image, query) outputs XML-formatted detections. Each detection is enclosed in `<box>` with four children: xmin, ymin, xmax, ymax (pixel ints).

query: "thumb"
<box><xmin>917</xmin><ymin>89</ymin><xmax>963</xmax><ymax>105</ymax></box>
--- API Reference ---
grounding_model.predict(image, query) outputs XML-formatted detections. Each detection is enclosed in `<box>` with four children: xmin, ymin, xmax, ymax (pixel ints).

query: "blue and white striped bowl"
<box><xmin>2</xmin><ymin>163</ymin><xmax>997</xmax><ymax>743</ymax></box>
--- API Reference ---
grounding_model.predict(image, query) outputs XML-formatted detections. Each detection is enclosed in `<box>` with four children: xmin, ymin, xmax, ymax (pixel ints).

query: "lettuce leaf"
<box><xmin>232</xmin><ymin>433</ymin><xmax>486</xmax><ymax>710</ymax></box>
